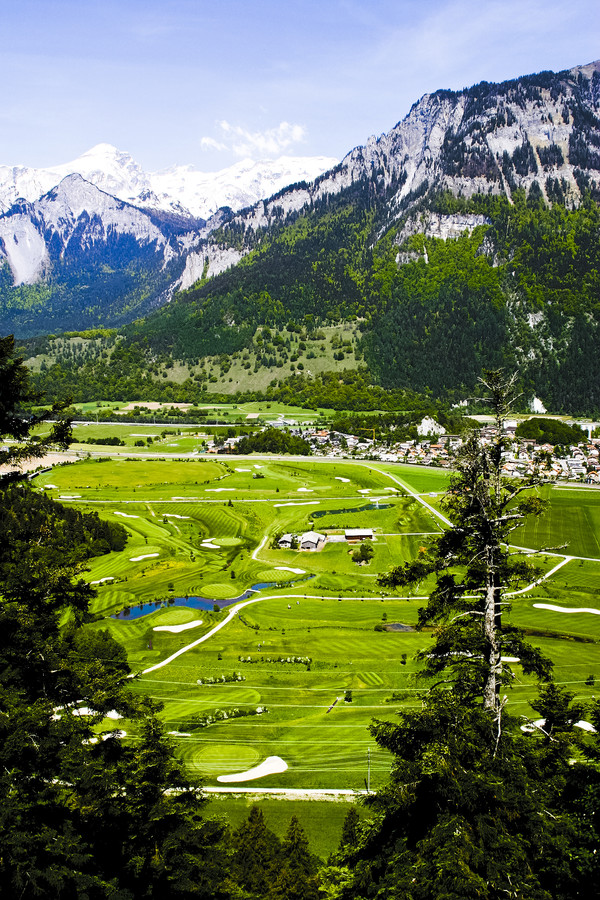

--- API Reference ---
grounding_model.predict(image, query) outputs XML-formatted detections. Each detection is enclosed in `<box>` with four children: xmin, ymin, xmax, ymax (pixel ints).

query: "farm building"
<box><xmin>300</xmin><ymin>531</ymin><xmax>326</xmax><ymax>551</ymax></box>
<box><xmin>345</xmin><ymin>528</ymin><xmax>374</xmax><ymax>542</ymax></box>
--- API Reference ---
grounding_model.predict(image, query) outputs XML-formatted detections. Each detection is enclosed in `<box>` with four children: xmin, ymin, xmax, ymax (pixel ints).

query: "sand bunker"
<box><xmin>44</xmin><ymin>483</ymin><xmax>58</xmax><ymax>489</ymax></box>
<box><xmin>522</xmin><ymin>718</ymin><xmax>597</xmax><ymax>734</ymax></box>
<box><xmin>275</xmin><ymin>567</ymin><xmax>306</xmax><ymax>574</ymax></box>
<box><xmin>59</xmin><ymin>494</ymin><xmax>81</xmax><ymax>499</ymax></box>
<box><xmin>154</xmin><ymin>620</ymin><xmax>203</xmax><ymax>633</ymax></box>
<box><xmin>206</xmin><ymin>488</ymin><xmax>234</xmax><ymax>492</ymax></box>
<box><xmin>274</xmin><ymin>501</ymin><xmax>320</xmax><ymax>508</ymax></box>
<box><xmin>164</xmin><ymin>514</ymin><xmax>191</xmax><ymax>519</ymax></box>
<box><xmin>91</xmin><ymin>576</ymin><xmax>114</xmax><ymax>584</ymax></box>
<box><xmin>358</xmin><ymin>489</ymin><xmax>371</xmax><ymax>494</ymax></box>
<box><xmin>168</xmin><ymin>731</ymin><xmax>192</xmax><ymax>736</ymax></box>
<box><xmin>172</xmin><ymin>496</ymin><xmax>199</xmax><ymax>500</ymax></box>
<box><xmin>130</xmin><ymin>553</ymin><xmax>159</xmax><ymax>562</ymax></box>
<box><xmin>236</xmin><ymin>467</ymin><xmax>251</xmax><ymax>472</ymax></box>
<box><xmin>201</xmin><ymin>541</ymin><xmax>219</xmax><ymax>549</ymax></box>
<box><xmin>217</xmin><ymin>756</ymin><xmax>288</xmax><ymax>783</ymax></box>
<box><xmin>115</xmin><ymin>512</ymin><xmax>140</xmax><ymax>519</ymax></box>
<box><xmin>335</xmin><ymin>477</ymin><xmax>350</xmax><ymax>482</ymax></box>
<box><xmin>501</xmin><ymin>656</ymin><xmax>520</xmax><ymax>662</ymax></box>
<box><xmin>534</xmin><ymin>604</ymin><xmax>600</xmax><ymax>615</ymax></box>
<box><xmin>297</xmin><ymin>488</ymin><xmax>314</xmax><ymax>492</ymax></box>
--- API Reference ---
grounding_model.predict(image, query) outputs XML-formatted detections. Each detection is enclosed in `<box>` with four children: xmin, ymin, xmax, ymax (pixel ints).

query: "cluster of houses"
<box><xmin>204</xmin><ymin>419</ymin><xmax>600</xmax><ymax>484</ymax></box>
<box><xmin>279</xmin><ymin>527</ymin><xmax>374</xmax><ymax>551</ymax></box>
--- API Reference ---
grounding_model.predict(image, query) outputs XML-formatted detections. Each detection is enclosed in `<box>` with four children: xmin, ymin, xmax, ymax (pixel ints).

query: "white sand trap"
<box><xmin>534</xmin><ymin>604</ymin><xmax>600</xmax><ymax>615</ymax></box>
<box><xmin>335</xmin><ymin>477</ymin><xmax>350</xmax><ymax>482</ymax></box>
<box><xmin>206</xmin><ymin>488</ymin><xmax>234</xmax><ymax>492</ymax></box>
<box><xmin>172</xmin><ymin>496</ymin><xmax>199</xmax><ymax>500</ymax></box>
<box><xmin>254</xmin><ymin>465</ymin><xmax>264</xmax><ymax>469</ymax></box>
<box><xmin>164</xmin><ymin>514</ymin><xmax>191</xmax><ymax>519</ymax></box>
<box><xmin>168</xmin><ymin>731</ymin><xmax>192</xmax><ymax>736</ymax></box>
<box><xmin>201</xmin><ymin>541</ymin><xmax>219</xmax><ymax>549</ymax></box>
<box><xmin>130</xmin><ymin>553</ymin><xmax>159</xmax><ymax>562</ymax></box>
<box><xmin>275</xmin><ymin>566</ymin><xmax>306</xmax><ymax>574</ymax></box>
<box><xmin>44</xmin><ymin>483</ymin><xmax>58</xmax><ymax>489</ymax></box>
<box><xmin>91</xmin><ymin>576</ymin><xmax>114</xmax><ymax>584</ymax></box>
<box><xmin>274</xmin><ymin>501</ymin><xmax>320</xmax><ymax>508</ymax></box>
<box><xmin>154</xmin><ymin>620</ymin><xmax>203</xmax><ymax>633</ymax></box>
<box><xmin>217</xmin><ymin>756</ymin><xmax>288</xmax><ymax>783</ymax></box>
<box><xmin>59</xmin><ymin>494</ymin><xmax>81</xmax><ymax>499</ymax></box>
<box><xmin>102</xmin><ymin>730</ymin><xmax>126</xmax><ymax>741</ymax></box>
<box><xmin>297</xmin><ymin>488</ymin><xmax>314</xmax><ymax>492</ymax></box>
<box><xmin>73</xmin><ymin>707</ymin><xmax>122</xmax><ymax>719</ymax></box>
<box><xmin>358</xmin><ymin>489</ymin><xmax>371</xmax><ymax>494</ymax></box>
<box><xmin>115</xmin><ymin>512</ymin><xmax>140</xmax><ymax>519</ymax></box>
<box><xmin>384</xmin><ymin>487</ymin><xmax>399</xmax><ymax>492</ymax></box>
<box><xmin>522</xmin><ymin>718</ymin><xmax>597</xmax><ymax>734</ymax></box>
<box><xmin>501</xmin><ymin>656</ymin><xmax>520</xmax><ymax>662</ymax></box>
<box><xmin>236</xmin><ymin>467</ymin><xmax>251</xmax><ymax>472</ymax></box>
<box><xmin>575</xmin><ymin>720</ymin><xmax>597</xmax><ymax>732</ymax></box>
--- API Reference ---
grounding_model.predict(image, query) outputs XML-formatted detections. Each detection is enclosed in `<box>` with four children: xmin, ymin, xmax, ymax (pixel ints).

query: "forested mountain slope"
<box><xmin>22</xmin><ymin>61</ymin><xmax>600</xmax><ymax>414</ymax></box>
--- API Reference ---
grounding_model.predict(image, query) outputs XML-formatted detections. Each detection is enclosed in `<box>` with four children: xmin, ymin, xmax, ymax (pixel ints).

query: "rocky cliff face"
<box><xmin>209</xmin><ymin>60</ymin><xmax>599</xmax><ymax>246</ymax></box>
<box><xmin>2</xmin><ymin>61</ymin><xmax>599</xmax><ymax>338</ymax></box>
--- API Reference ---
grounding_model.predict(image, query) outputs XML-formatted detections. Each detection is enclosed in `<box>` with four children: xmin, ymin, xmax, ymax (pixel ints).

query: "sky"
<box><xmin>2</xmin><ymin>0</ymin><xmax>599</xmax><ymax>174</ymax></box>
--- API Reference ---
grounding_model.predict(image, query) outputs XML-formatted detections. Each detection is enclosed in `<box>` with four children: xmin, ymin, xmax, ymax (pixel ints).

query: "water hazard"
<box><xmin>312</xmin><ymin>502</ymin><xmax>392</xmax><ymax>519</ymax></box>
<box><xmin>113</xmin><ymin>576</ymin><xmax>315</xmax><ymax>621</ymax></box>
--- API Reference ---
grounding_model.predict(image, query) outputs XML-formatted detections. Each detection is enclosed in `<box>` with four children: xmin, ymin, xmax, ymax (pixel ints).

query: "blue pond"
<box><xmin>312</xmin><ymin>502</ymin><xmax>392</xmax><ymax>519</ymax></box>
<box><xmin>113</xmin><ymin>577</ymin><xmax>314</xmax><ymax>621</ymax></box>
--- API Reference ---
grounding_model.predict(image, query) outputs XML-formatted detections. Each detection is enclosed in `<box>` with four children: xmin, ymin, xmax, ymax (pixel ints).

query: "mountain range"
<box><xmin>0</xmin><ymin>144</ymin><xmax>338</xmax><ymax>222</ymax></box>
<box><xmin>6</xmin><ymin>60</ymin><xmax>600</xmax><ymax>414</ymax></box>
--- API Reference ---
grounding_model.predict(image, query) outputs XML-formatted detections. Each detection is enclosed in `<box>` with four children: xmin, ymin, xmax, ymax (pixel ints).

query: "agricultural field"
<box><xmin>35</xmin><ymin>457</ymin><xmax>600</xmax><ymax>811</ymax></box>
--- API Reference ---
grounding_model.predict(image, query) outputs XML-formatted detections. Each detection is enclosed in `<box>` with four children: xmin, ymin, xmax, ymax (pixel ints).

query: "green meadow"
<box><xmin>36</xmin><ymin>457</ymin><xmax>600</xmax><ymax>811</ymax></box>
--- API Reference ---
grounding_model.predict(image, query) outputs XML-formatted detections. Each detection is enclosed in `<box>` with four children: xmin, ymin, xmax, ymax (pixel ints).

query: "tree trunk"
<box><xmin>483</xmin><ymin>546</ymin><xmax>502</xmax><ymax>711</ymax></box>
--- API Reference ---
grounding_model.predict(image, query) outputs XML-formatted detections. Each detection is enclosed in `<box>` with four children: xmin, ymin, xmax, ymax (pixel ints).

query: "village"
<box><xmin>208</xmin><ymin>416</ymin><xmax>600</xmax><ymax>485</ymax></box>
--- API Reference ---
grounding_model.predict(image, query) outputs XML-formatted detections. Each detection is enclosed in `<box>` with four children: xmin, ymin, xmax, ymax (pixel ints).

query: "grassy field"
<box><xmin>36</xmin><ymin>455</ymin><xmax>600</xmax><ymax>842</ymax></box>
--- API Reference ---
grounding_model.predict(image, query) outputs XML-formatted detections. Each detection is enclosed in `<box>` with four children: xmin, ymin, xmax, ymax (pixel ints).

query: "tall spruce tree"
<box><xmin>327</xmin><ymin>372</ymin><xmax>593</xmax><ymax>899</ymax></box>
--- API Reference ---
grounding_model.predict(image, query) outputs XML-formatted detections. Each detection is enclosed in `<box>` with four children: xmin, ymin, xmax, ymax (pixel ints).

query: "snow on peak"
<box><xmin>0</xmin><ymin>146</ymin><xmax>338</xmax><ymax>221</ymax></box>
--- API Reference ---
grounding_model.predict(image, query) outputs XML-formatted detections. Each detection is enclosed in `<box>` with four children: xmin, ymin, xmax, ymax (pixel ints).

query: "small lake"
<box><xmin>113</xmin><ymin>576</ymin><xmax>315</xmax><ymax>621</ymax></box>
<box><xmin>312</xmin><ymin>502</ymin><xmax>392</xmax><ymax>519</ymax></box>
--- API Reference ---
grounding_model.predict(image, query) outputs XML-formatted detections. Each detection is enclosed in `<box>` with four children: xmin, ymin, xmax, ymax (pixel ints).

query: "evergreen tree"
<box><xmin>229</xmin><ymin>806</ymin><xmax>282</xmax><ymax>898</ymax></box>
<box><xmin>271</xmin><ymin>816</ymin><xmax>319</xmax><ymax>900</ymax></box>
<box><xmin>330</xmin><ymin>372</ymin><xmax>593</xmax><ymax>899</ymax></box>
<box><xmin>0</xmin><ymin>335</ymin><xmax>229</xmax><ymax>898</ymax></box>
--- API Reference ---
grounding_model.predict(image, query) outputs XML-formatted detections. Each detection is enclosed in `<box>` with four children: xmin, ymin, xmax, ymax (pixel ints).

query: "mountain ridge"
<box><xmin>9</xmin><ymin>59</ymin><xmax>600</xmax><ymax>415</ymax></box>
<box><xmin>0</xmin><ymin>144</ymin><xmax>338</xmax><ymax>220</ymax></box>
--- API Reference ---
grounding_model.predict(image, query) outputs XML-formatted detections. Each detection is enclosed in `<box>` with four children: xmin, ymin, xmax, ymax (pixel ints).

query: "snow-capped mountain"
<box><xmin>0</xmin><ymin>144</ymin><xmax>338</xmax><ymax>220</ymax></box>
<box><xmin>0</xmin><ymin>174</ymin><xmax>176</xmax><ymax>286</ymax></box>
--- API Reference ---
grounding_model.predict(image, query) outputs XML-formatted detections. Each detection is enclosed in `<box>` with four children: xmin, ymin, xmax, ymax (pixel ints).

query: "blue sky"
<box><xmin>3</xmin><ymin>0</ymin><xmax>599</xmax><ymax>172</ymax></box>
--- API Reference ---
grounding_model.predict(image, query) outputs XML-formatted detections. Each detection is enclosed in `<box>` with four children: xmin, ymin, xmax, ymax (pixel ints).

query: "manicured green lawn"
<box><xmin>40</xmin><ymin>456</ymin><xmax>600</xmax><ymax>790</ymax></box>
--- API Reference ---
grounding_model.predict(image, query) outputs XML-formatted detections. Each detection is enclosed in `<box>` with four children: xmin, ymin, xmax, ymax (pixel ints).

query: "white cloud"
<box><xmin>199</xmin><ymin>136</ymin><xmax>228</xmax><ymax>152</ymax></box>
<box><xmin>200</xmin><ymin>120</ymin><xmax>306</xmax><ymax>159</ymax></box>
